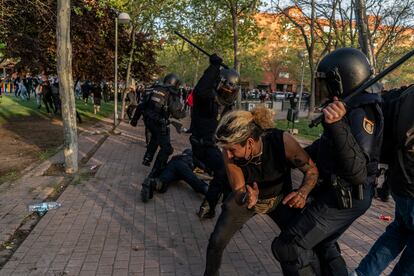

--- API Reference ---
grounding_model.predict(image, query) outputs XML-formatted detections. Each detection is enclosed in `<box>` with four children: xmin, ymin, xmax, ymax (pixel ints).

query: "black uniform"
<box><xmin>272</xmin><ymin>92</ymin><xmax>383</xmax><ymax>276</ymax></box>
<box><xmin>142</xmin><ymin>84</ymin><xmax>185</xmax><ymax>178</ymax></box>
<box><xmin>41</xmin><ymin>81</ymin><xmax>56</xmax><ymax>114</ymax></box>
<box><xmin>190</xmin><ymin>63</ymin><xmax>232</xmax><ymax>217</ymax></box>
<box><xmin>152</xmin><ymin>149</ymin><xmax>209</xmax><ymax>196</ymax></box>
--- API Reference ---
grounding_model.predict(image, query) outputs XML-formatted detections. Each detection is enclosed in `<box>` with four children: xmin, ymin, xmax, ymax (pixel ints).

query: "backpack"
<box><xmin>168</xmin><ymin>90</ymin><xmax>185</xmax><ymax>119</ymax></box>
<box><xmin>381</xmin><ymin>85</ymin><xmax>414</xmax><ymax>184</ymax></box>
<box><xmin>141</xmin><ymin>85</ymin><xmax>185</xmax><ymax>120</ymax></box>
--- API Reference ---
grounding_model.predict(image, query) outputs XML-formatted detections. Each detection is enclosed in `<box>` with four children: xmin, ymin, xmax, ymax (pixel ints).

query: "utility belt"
<box><xmin>190</xmin><ymin>135</ymin><xmax>216</xmax><ymax>147</ymax></box>
<box><xmin>330</xmin><ymin>175</ymin><xmax>373</xmax><ymax>209</ymax></box>
<box><xmin>144</xmin><ymin>115</ymin><xmax>169</xmax><ymax>126</ymax></box>
<box><xmin>253</xmin><ymin>194</ymin><xmax>283</xmax><ymax>214</ymax></box>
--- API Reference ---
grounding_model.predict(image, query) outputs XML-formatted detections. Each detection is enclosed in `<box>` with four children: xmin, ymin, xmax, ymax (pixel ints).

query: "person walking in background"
<box><xmin>51</xmin><ymin>79</ymin><xmax>61</xmax><ymax>114</ymax></box>
<box><xmin>40</xmin><ymin>75</ymin><xmax>55</xmax><ymax>115</ymax></box>
<box><xmin>102</xmin><ymin>81</ymin><xmax>110</xmax><ymax>103</ymax></box>
<box><xmin>18</xmin><ymin>78</ymin><xmax>29</xmax><ymax>101</ymax></box>
<box><xmin>35</xmin><ymin>80</ymin><xmax>43</xmax><ymax>109</ymax></box>
<box><xmin>126</xmin><ymin>85</ymin><xmax>138</xmax><ymax>120</ymax></box>
<box><xmin>92</xmin><ymin>82</ymin><xmax>102</xmax><ymax>114</ymax></box>
<box><xmin>74</xmin><ymin>79</ymin><xmax>82</xmax><ymax>99</ymax></box>
<box><xmin>81</xmin><ymin>80</ymin><xmax>92</xmax><ymax>104</ymax></box>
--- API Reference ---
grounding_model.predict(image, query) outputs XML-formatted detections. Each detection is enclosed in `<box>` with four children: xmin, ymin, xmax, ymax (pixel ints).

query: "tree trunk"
<box><xmin>355</xmin><ymin>0</ymin><xmax>376</xmax><ymax>70</ymax></box>
<box><xmin>232</xmin><ymin>10</ymin><xmax>239</xmax><ymax>71</ymax></box>
<box><xmin>121</xmin><ymin>27</ymin><xmax>136</xmax><ymax>120</ymax></box>
<box><xmin>308</xmin><ymin>55</ymin><xmax>315</xmax><ymax>118</ymax></box>
<box><xmin>308</xmin><ymin>0</ymin><xmax>316</xmax><ymax>118</ymax></box>
<box><xmin>193</xmin><ymin>54</ymin><xmax>200</xmax><ymax>86</ymax></box>
<box><xmin>231</xmin><ymin>6</ymin><xmax>241</xmax><ymax>109</ymax></box>
<box><xmin>57</xmin><ymin>0</ymin><xmax>78</xmax><ymax>173</ymax></box>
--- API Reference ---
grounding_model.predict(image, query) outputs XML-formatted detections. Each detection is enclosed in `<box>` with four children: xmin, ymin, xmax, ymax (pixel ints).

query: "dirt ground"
<box><xmin>0</xmin><ymin>116</ymin><xmax>64</xmax><ymax>181</ymax></box>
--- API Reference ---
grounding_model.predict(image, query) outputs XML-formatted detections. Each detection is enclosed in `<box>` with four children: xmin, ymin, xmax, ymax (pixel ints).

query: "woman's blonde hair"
<box><xmin>215</xmin><ymin>106</ymin><xmax>274</xmax><ymax>146</ymax></box>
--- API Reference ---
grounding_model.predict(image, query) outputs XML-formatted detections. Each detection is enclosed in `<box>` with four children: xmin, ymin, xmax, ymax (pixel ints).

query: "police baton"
<box><xmin>174</xmin><ymin>31</ymin><xmax>229</xmax><ymax>69</ymax></box>
<box><xmin>309</xmin><ymin>48</ymin><xmax>414</xmax><ymax>128</ymax></box>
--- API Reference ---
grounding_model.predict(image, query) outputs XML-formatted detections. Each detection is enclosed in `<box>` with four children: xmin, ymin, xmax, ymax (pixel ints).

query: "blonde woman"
<box><xmin>204</xmin><ymin>106</ymin><xmax>319</xmax><ymax>276</ymax></box>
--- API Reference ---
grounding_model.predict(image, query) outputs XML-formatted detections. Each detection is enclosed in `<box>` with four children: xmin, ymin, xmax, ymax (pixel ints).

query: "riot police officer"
<box><xmin>272</xmin><ymin>48</ymin><xmax>384</xmax><ymax>275</ymax></box>
<box><xmin>190</xmin><ymin>54</ymin><xmax>240</xmax><ymax>218</ymax></box>
<box><xmin>140</xmin><ymin>73</ymin><xmax>186</xmax><ymax>202</ymax></box>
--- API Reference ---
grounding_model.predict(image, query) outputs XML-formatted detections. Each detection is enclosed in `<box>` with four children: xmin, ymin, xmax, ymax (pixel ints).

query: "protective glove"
<box><xmin>209</xmin><ymin>54</ymin><xmax>223</xmax><ymax>66</ymax></box>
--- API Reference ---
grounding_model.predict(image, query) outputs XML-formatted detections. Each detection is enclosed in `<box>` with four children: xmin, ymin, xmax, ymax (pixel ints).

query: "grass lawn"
<box><xmin>275</xmin><ymin>118</ymin><xmax>323</xmax><ymax>141</ymax></box>
<box><xmin>0</xmin><ymin>95</ymin><xmax>118</xmax><ymax>125</ymax></box>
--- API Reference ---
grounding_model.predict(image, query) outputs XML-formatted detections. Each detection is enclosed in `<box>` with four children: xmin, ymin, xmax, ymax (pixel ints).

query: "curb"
<box><xmin>0</xmin><ymin>123</ymin><xmax>115</xmax><ymax>268</ymax></box>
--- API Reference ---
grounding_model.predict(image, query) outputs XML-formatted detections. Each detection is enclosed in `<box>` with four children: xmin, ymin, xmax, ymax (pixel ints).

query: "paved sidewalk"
<box><xmin>0</xmin><ymin>121</ymin><xmax>396</xmax><ymax>276</ymax></box>
<box><xmin>0</xmin><ymin>120</ymin><xmax>112</xmax><ymax>250</ymax></box>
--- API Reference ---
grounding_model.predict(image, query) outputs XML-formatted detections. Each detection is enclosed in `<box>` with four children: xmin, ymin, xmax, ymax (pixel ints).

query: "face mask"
<box><xmin>232</xmin><ymin>140</ymin><xmax>262</xmax><ymax>167</ymax></box>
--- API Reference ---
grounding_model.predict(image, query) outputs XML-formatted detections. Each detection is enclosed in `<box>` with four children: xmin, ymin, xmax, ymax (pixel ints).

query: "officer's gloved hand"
<box><xmin>209</xmin><ymin>54</ymin><xmax>223</xmax><ymax>66</ymax></box>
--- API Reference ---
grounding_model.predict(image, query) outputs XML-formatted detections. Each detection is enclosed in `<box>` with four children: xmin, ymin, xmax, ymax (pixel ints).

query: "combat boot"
<box><xmin>197</xmin><ymin>199</ymin><xmax>215</xmax><ymax>219</ymax></box>
<box><xmin>151</xmin><ymin>178</ymin><xmax>168</xmax><ymax>194</ymax></box>
<box><xmin>141</xmin><ymin>178</ymin><xmax>154</xmax><ymax>203</ymax></box>
<box><xmin>142</xmin><ymin>157</ymin><xmax>151</xmax><ymax>167</ymax></box>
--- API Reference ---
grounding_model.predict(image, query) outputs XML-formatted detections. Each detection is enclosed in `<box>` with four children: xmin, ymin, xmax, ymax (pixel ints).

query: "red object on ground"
<box><xmin>379</xmin><ymin>214</ymin><xmax>392</xmax><ymax>221</ymax></box>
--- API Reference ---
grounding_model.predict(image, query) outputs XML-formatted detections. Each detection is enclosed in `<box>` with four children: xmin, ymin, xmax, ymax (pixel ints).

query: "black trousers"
<box><xmin>158</xmin><ymin>157</ymin><xmax>208</xmax><ymax>195</ymax></box>
<box><xmin>190</xmin><ymin>139</ymin><xmax>230</xmax><ymax>209</ymax></box>
<box><xmin>144</xmin><ymin>118</ymin><xmax>173</xmax><ymax>178</ymax></box>
<box><xmin>43</xmin><ymin>94</ymin><xmax>56</xmax><ymax>114</ymax></box>
<box><xmin>126</xmin><ymin>105</ymin><xmax>137</xmax><ymax>120</ymax></box>
<box><xmin>273</xmin><ymin>184</ymin><xmax>374</xmax><ymax>276</ymax></box>
<box><xmin>205</xmin><ymin>193</ymin><xmax>299</xmax><ymax>276</ymax></box>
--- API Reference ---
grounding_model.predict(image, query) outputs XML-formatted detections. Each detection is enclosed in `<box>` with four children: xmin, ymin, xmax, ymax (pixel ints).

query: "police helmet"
<box><xmin>163</xmin><ymin>73</ymin><xmax>181</xmax><ymax>89</ymax></box>
<box><xmin>315</xmin><ymin>48</ymin><xmax>373</xmax><ymax>99</ymax></box>
<box><xmin>216</xmin><ymin>68</ymin><xmax>240</xmax><ymax>106</ymax></box>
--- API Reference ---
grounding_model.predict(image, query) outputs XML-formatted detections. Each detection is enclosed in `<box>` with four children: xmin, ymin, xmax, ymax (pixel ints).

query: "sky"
<box><xmin>260</xmin><ymin>0</ymin><xmax>290</xmax><ymax>12</ymax></box>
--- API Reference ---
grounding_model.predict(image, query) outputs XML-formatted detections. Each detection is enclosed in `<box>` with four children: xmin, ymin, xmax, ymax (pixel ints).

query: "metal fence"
<box><xmin>241</xmin><ymin>98</ymin><xmax>309</xmax><ymax>112</ymax></box>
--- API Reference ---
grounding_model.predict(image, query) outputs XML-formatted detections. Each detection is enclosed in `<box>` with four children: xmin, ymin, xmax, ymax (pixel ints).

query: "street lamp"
<box><xmin>114</xmin><ymin>12</ymin><xmax>131</xmax><ymax>127</ymax></box>
<box><xmin>297</xmin><ymin>51</ymin><xmax>306</xmax><ymax>117</ymax></box>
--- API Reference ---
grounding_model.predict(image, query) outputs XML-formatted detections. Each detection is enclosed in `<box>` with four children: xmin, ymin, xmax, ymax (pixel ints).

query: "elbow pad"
<box><xmin>324</xmin><ymin>119</ymin><xmax>367</xmax><ymax>186</ymax></box>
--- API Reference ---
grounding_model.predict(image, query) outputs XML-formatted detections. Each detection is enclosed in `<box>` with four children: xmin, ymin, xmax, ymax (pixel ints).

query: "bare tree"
<box><xmin>57</xmin><ymin>0</ymin><xmax>78</xmax><ymax>173</ymax></box>
<box><xmin>367</xmin><ymin>0</ymin><xmax>414</xmax><ymax>72</ymax></box>
<box><xmin>355</xmin><ymin>0</ymin><xmax>376</xmax><ymax>69</ymax></box>
<box><xmin>272</xmin><ymin>0</ymin><xmax>318</xmax><ymax>115</ymax></box>
<box><xmin>221</xmin><ymin>0</ymin><xmax>260</xmax><ymax>72</ymax></box>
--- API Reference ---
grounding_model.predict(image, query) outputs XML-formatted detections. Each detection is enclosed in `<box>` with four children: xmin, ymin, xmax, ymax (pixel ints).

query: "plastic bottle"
<box><xmin>28</xmin><ymin>202</ymin><xmax>61</xmax><ymax>214</ymax></box>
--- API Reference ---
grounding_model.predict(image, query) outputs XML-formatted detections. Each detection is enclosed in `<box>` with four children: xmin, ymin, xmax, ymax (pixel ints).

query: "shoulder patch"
<box><xmin>363</xmin><ymin>117</ymin><xmax>374</xmax><ymax>135</ymax></box>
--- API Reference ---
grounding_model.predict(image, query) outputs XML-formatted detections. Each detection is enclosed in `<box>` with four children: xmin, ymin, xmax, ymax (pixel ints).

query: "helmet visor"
<box><xmin>217</xmin><ymin>84</ymin><xmax>239</xmax><ymax>106</ymax></box>
<box><xmin>315</xmin><ymin>78</ymin><xmax>331</xmax><ymax>101</ymax></box>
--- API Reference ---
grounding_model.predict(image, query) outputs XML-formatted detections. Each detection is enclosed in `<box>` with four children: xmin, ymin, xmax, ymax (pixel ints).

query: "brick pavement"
<box><xmin>0</xmin><ymin>120</ymin><xmax>112</xmax><ymax>250</ymax></box>
<box><xmin>0</xmin><ymin>120</ymin><xmax>397</xmax><ymax>276</ymax></box>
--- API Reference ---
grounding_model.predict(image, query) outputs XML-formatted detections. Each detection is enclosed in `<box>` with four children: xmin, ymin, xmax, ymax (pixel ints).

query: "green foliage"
<box><xmin>73</xmin><ymin>6</ymin><xmax>83</xmax><ymax>16</ymax></box>
<box><xmin>0</xmin><ymin>95</ymin><xmax>118</xmax><ymax>125</ymax></box>
<box><xmin>276</xmin><ymin>119</ymin><xmax>323</xmax><ymax>141</ymax></box>
<box><xmin>157</xmin><ymin>0</ymin><xmax>264</xmax><ymax>85</ymax></box>
<box><xmin>0</xmin><ymin>170</ymin><xmax>18</xmax><ymax>185</ymax></box>
<box><xmin>2</xmin><ymin>0</ymin><xmax>160</xmax><ymax>82</ymax></box>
